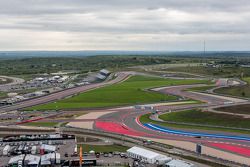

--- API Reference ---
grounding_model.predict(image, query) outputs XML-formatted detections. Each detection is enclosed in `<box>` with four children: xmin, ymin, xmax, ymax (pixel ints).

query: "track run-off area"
<box><xmin>2</xmin><ymin>71</ymin><xmax>250</xmax><ymax>165</ymax></box>
<box><xmin>89</xmin><ymin>73</ymin><xmax>250</xmax><ymax>165</ymax></box>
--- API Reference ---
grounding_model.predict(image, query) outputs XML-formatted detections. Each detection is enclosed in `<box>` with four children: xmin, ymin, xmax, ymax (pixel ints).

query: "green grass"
<box><xmin>27</xmin><ymin>75</ymin><xmax>209</xmax><ymax>110</ymax></box>
<box><xmin>23</xmin><ymin>122</ymin><xmax>59</xmax><ymax>127</ymax></box>
<box><xmin>167</xmin><ymin>65</ymin><xmax>250</xmax><ymax>78</ymax></box>
<box><xmin>159</xmin><ymin>109</ymin><xmax>250</xmax><ymax>128</ymax></box>
<box><xmin>243</xmin><ymin>77</ymin><xmax>250</xmax><ymax>84</ymax></box>
<box><xmin>140</xmin><ymin>112</ymin><xmax>250</xmax><ymax>134</ymax></box>
<box><xmin>214</xmin><ymin>85</ymin><xmax>250</xmax><ymax>98</ymax></box>
<box><xmin>0</xmin><ymin>92</ymin><xmax>7</xmax><ymax>99</ymax></box>
<box><xmin>185</xmin><ymin>85</ymin><xmax>216</xmax><ymax>92</ymax></box>
<box><xmin>78</xmin><ymin>144</ymin><xmax>129</xmax><ymax>152</ymax></box>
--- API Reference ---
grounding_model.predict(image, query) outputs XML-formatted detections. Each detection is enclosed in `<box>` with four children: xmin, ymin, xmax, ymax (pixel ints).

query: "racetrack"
<box><xmin>0</xmin><ymin>75</ymin><xmax>24</xmax><ymax>86</ymax></box>
<box><xmin>87</xmin><ymin>81</ymin><xmax>250</xmax><ymax>165</ymax></box>
<box><xmin>0</xmin><ymin>72</ymin><xmax>130</xmax><ymax>112</ymax></box>
<box><xmin>2</xmin><ymin>71</ymin><xmax>250</xmax><ymax>165</ymax></box>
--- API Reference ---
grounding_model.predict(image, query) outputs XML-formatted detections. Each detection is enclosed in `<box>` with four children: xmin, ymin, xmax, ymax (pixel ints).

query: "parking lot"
<box><xmin>0</xmin><ymin>134</ymin><xmax>136</xmax><ymax>167</ymax></box>
<box><xmin>0</xmin><ymin>138</ymin><xmax>75</xmax><ymax>167</ymax></box>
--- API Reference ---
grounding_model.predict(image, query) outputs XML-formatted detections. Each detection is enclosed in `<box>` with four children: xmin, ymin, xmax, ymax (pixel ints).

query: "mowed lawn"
<box><xmin>140</xmin><ymin>113</ymin><xmax>250</xmax><ymax>134</ymax></box>
<box><xmin>23</xmin><ymin>122</ymin><xmax>59</xmax><ymax>127</ymax></box>
<box><xmin>159</xmin><ymin>109</ymin><xmax>250</xmax><ymax>129</ymax></box>
<box><xmin>28</xmin><ymin>75</ymin><xmax>208</xmax><ymax>110</ymax></box>
<box><xmin>78</xmin><ymin>144</ymin><xmax>128</xmax><ymax>152</ymax></box>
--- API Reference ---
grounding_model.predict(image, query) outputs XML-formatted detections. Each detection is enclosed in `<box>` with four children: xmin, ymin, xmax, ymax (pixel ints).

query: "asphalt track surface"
<box><xmin>153</xmin><ymin>85</ymin><xmax>239</xmax><ymax>104</ymax></box>
<box><xmin>95</xmin><ymin>107</ymin><xmax>250</xmax><ymax>158</ymax></box>
<box><xmin>93</xmin><ymin>84</ymin><xmax>250</xmax><ymax>158</ymax></box>
<box><xmin>144</xmin><ymin>123</ymin><xmax>250</xmax><ymax>141</ymax></box>
<box><xmin>206</xmin><ymin>142</ymin><xmax>250</xmax><ymax>157</ymax></box>
<box><xmin>0</xmin><ymin>72</ymin><xmax>130</xmax><ymax>112</ymax></box>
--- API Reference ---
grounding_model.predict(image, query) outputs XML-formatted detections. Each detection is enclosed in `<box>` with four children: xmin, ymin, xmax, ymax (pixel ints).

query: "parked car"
<box><xmin>95</xmin><ymin>152</ymin><xmax>100</xmax><ymax>158</ymax></box>
<box><xmin>104</xmin><ymin>152</ymin><xmax>108</xmax><ymax>157</ymax></box>
<box><xmin>83</xmin><ymin>152</ymin><xmax>88</xmax><ymax>156</ymax></box>
<box><xmin>108</xmin><ymin>153</ymin><xmax>113</xmax><ymax>157</ymax></box>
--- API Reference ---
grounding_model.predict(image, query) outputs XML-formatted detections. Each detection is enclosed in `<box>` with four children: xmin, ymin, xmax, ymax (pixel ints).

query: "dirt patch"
<box><xmin>76</xmin><ymin>136</ymin><xmax>101</xmax><ymax>143</ymax></box>
<box><xmin>217</xmin><ymin>104</ymin><xmax>250</xmax><ymax>115</ymax></box>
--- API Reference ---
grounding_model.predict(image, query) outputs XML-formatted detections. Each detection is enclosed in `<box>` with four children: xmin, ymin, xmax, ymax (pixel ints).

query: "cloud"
<box><xmin>0</xmin><ymin>0</ymin><xmax>249</xmax><ymax>50</ymax></box>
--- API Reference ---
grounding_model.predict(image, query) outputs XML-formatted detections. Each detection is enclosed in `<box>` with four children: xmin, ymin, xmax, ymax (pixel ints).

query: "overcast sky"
<box><xmin>0</xmin><ymin>0</ymin><xmax>250</xmax><ymax>51</ymax></box>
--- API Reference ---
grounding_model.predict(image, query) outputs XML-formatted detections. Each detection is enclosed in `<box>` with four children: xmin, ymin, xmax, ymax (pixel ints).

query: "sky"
<box><xmin>0</xmin><ymin>0</ymin><xmax>250</xmax><ymax>51</ymax></box>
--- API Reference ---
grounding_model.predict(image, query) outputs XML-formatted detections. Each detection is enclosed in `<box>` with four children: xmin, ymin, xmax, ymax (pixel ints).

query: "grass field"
<box><xmin>213</xmin><ymin>77</ymin><xmax>250</xmax><ymax>98</ymax></box>
<box><xmin>214</xmin><ymin>85</ymin><xmax>250</xmax><ymax>98</ymax></box>
<box><xmin>27</xmin><ymin>75</ymin><xmax>208</xmax><ymax>110</ymax></box>
<box><xmin>23</xmin><ymin>122</ymin><xmax>59</xmax><ymax>127</ymax></box>
<box><xmin>78</xmin><ymin>144</ymin><xmax>128</xmax><ymax>152</ymax></box>
<box><xmin>167</xmin><ymin>66</ymin><xmax>250</xmax><ymax>77</ymax></box>
<box><xmin>159</xmin><ymin>109</ymin><xmax>250</xmax><ymax>129</ymax></box>
<box><xmin>140</xmin><ymin>112</ymin><xmax>250</xmax><ymax>134</ymax></box>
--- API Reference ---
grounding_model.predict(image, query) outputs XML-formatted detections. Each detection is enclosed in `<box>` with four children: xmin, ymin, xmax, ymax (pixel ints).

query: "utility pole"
<box><xmin>202</xmin><ymin>40</ymin><xmax>206</xmax><ymax>65</ymax></box>
<box><xmin>203</xmin><ymin>40</ymin><xmax>206</xmax><ymax>57</ymax></box>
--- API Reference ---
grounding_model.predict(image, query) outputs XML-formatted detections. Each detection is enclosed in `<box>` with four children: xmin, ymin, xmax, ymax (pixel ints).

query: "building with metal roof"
<box><xmin>100</xmin><ymin>69</ymin><xmax>111</xmax><ymax>76</ymax></box>
<box><xmin>40</xmin><ymin>144</ymin><xmax>56</xmax><ymax>154</ymax></box>
<box><xmin>8</xmin><ymin>154</ymin><xmax>25</xmax><ymax>166</ymax></box>
<box><xmin>24</xmin><ymin>154</ymin><xmax>40</xmax><ymax>167</ymax></box>
<box><xmin>127</xmin><ymin>146</ymin><xmax>172</xmax><ymax>164</ymax></box>
<box><xmin>96</xmin><ymin>73</ymin><xmax>107</xmax><ymax>80</ymax></box>
<box><xmin>40</xmin><ymin>152</ymin><xmax>60</xmax><ymax>166</ymax></box>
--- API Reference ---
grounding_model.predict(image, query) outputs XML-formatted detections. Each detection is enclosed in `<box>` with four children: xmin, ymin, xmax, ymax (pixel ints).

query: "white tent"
<box><xmin>127</xmin><ymin>146</ymin><xmax>171</xmax><ymax>164</ymax></box>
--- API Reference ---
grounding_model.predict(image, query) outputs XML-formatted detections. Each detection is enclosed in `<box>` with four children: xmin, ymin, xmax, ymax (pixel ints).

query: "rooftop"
<box><xmin>127</xmin><ymin>146</ymin><xmax>160</xmax><ymax>159</ymax></box>
<box><xmin>96</xmin><ymin>73</ymin><xmax>107</xmax><ymax>80</ymax></box>
<box><xmin>100</xmin><ymin>69</ymin><xmax>110</xmax><ymax>74</ymax></box>
<box><xmin>24</xmin><ymin>154</ymin><xmax>40</xmax><ymax>164</ymax></box>
<box><xmin>8</xmin><ymin>155</ymin><xmax>25</xmax><ymax>164</ymax></box>
<box><xmin>40</xmin><ymin>144</ymin><xmax>56</xmax><ymax>152</ymax></box>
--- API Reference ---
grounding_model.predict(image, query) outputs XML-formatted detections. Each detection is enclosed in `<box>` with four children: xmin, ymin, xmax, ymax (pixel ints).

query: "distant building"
<box><xmin>240</xmin><ymin>65</ymin><xmax>250</xmax><ymax>68</ymax></box>
<box><xmin>35</xmin><ymin>77</ymin><xmax>44</xmax><ymax>81</ymax></box>
<box><xmin>205</xmin><ymin>63</ymin><xmax>221</xmax><ymax>68</ymax></box>
<box><xmin>96</xmin><ymin>73</ymin><xmax>107</xmax><ymax>80</ymax></box>
<box><xmin>100</xmin><ymin>69</ymin><xmax>111</xmax><ymax>76</ymax></box>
